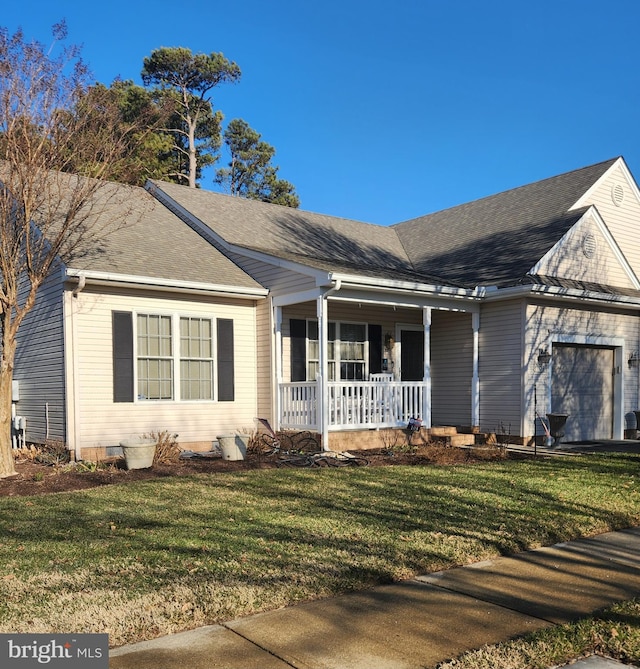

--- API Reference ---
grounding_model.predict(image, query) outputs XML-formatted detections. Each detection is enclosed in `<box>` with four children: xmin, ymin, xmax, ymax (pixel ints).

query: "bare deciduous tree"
<box><xmin>0</xmin><ymin>23</ymin><xmax>144</xmax><ymax>477</ymax></box>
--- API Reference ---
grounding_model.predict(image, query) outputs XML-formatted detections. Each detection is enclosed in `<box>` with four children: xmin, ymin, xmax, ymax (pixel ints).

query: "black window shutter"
<box><xmin>217</xmin><ymin>319</ymin><xmax>235</xmax><ymax>402</ymax></box>
<box><xmin>368</xmin><ymin>324</ymin><xmax>382</xmax><ymax>375</ymax></box>
<box><xmin>113</xmin><ymin>311</ymin><xmax>134</xmax><ymax>402</ymax></box>
<box><xmin>290</xmin><ymin>319</ymin><xmax>307</xmax><ymax>381</ymax></box>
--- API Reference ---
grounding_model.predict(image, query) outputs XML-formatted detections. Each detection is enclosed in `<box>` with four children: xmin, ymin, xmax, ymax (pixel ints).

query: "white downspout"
<box><xmin>72</xmin><ymin>273</ymin><xmax>86</xmax><ymax>298</ymax></box>
<box><xmin>273</xmin><ymin>302</ymin><xmax>283</xmax><ymax>431</ymax></box>
<box><xmin>71</xmin><ymin>273</ymin><xmax>86</xmax><ymax>461</ymax></box>
<box><xmin>472</xmin><ymin>312</ymin><xmax>480</xmax><ymax>428</ymax></box>
<box><xmin>423</xmin><ymin>307</ymin><xmax>432</xmax><ymax>428</ymax></box>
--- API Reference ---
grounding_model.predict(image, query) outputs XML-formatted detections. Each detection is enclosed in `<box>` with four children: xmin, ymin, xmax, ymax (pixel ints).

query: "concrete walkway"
<box><xmin>110</xmin><ymin>526</ymin><xmax>640</xmax><ymax>669</ymax></box>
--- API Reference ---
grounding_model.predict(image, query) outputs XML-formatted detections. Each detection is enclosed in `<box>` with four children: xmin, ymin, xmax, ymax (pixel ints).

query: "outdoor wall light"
<box><xmin>384</xmin><ymin>333</ymin><xmax>395</xmax><ymax>349</ymax></box>
<box><xmin>537</xmin><ymin>347</ymin><xmax>552</xmax><ymax>370</ymax></box>
<box><xmin>629</xmin><ymin>352</ymin><xmax>640</xmax><ymax>368</ymax></box>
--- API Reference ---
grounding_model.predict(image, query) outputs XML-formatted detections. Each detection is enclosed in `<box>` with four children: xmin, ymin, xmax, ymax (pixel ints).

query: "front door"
<box><xmin>401</xmin><ymin>329</ymin><xmax>424</xmax><ymax>381</ymax></box>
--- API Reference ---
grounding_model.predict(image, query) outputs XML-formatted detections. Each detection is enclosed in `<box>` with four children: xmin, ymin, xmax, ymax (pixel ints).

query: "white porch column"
<box><xmin>317</xmin><ymin>295</ymin><xmax>329</xmax><ymax>451</ymax></box>
<box><xmin>423</xmin><ymin>307</ymin><xmax>432</xmax><ymax>428</ymax></box>
<box><xmin>472</xmin><ymin>312</ymin><xmax>480</xmax><ymax>428</ymax></box>
<box><xmin>273</xmin><ymin>303</ymin><xmax>283</xmax><ymax>431</ymax></box>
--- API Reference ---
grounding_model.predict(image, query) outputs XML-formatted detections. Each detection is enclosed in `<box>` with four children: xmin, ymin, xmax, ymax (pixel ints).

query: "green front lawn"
<box><xmin>1</xmin><ymin>453</ymin><xmax>639</xmax><ymax>647</ymax></box>
<box><xmin>437</xmin><ymin>598</ymin><xmax>640</xmax><ymax>669</ymax></box>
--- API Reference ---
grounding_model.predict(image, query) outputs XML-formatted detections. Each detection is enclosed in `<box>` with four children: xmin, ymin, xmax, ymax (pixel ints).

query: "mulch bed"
<box><xmin>0</xmin><ymin>444</ymin><xmax>518</xmax><ymax>497</ymax></box>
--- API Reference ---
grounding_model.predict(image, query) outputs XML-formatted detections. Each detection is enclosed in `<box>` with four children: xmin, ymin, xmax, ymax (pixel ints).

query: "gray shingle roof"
<box><xmin>151</xmin><ymin>158</ymin><xmax>620</xmax><ymax>291</ymax></box>
<box><xmin>148</xmin><ymin>181</ymin><xmax>423</xmax><ymax>280</ymax></box>
<box><xmin>393</xmin><ymin>158</ymin><xmax>619</xmax><ymax>287</ymax></box>
<box><xmin>67</xmin><ymin>181</ymin><xmax>263</xmax><ymax>291</ymax></box>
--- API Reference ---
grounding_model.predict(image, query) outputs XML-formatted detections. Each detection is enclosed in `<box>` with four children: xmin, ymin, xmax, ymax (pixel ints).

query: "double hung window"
<box><xmin>338</xmin><ymin>323</ymin><xmax>366</xmax><ymax>380</ymax></box>
<box><xmin>296</xmin><ymin>320</ymin><xmax>367</xmax><ymax>381</ymax></box>
<box><xmin>113</xmin><ymin>311</ymin><xmax>233</xmax><ymax>403</ymax></box>
<box><xmin>307</xmin><ymin>321</ymin><xmax>336</xmax><ymax>380</ymax></box>
<box><xmin>180</xmin><ymin>317</ymin><xmax>214</xmax><ymax>400</ymax></box>
<box><xmin>137</xmin><ymin>314</ymin><xmax>173</xmax><ymax>400</ymax></box>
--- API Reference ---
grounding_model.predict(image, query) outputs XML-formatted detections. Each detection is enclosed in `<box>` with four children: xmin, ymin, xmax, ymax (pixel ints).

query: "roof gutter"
<box><xmin>329</xmin><ymin>272</ymin><xmax>481</xmax><ymax>300</ymax></box>
<box><xmin>322</xmin><ymin>278</ymin><xmax>342</xmax><ymax>298</ymax></box>
<box><xmin>479</xmin><ymin>282</ymin><xmax>640</xmax><ymax>308</ymax></box>
<box><xmin>63</xmin><ymin>268</ymin><xmax>268</xmax><ymax>300</ymax></box>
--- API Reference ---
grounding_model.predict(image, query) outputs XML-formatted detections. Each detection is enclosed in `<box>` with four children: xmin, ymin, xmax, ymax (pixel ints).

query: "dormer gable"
<box><xmin>567</xmin><ymin>157</ymin><xmax>640</xmax><ymax>281</ymax></box>
<box><xmin>528</xmin><ymin>205</ymin><xmax>639</xmax><ymax>291</ymax></box>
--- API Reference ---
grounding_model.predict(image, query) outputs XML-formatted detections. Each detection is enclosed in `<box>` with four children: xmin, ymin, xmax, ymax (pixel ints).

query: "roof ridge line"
<box><xmin>393</xmin><ymin>157</ymin><xmax>620</xmax><ymax>226</ymax></box>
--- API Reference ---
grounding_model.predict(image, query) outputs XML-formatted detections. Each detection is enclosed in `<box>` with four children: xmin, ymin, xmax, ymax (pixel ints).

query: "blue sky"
<box><xmin>4</xmin><ymin>1</ymin><xmax>640</xmax><ymax>225</ymax></box>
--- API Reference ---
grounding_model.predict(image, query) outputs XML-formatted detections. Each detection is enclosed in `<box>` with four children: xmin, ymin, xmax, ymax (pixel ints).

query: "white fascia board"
<box><xmin>528</xmin><ymin>206</ymin><xmax>640</xmax><ymax>289</ymax></box>
<box><xmin>482</xmin><ymin>282</ymin><xmax>640</xmax><ymax>309</ymax></box>
<box><xmin>570</xmin><ymin>157</ymin><xmax>640</xmax><ymax>210</ymax></box>
<box><xmin>64</xmin><ymin>268</ymin><xmax>268</xmax><ymax>299</ymax></box>
<box><xmin>225</xmin><ymin>244</ymin><xmax>334</xmax><ymax>286</ymax></box>
<box><xmin>618</xmin><ymin>158</ymin><xmax>640</xmax><ymax>205</ymax></box>
<box><xmin>587</xmin><ymin>207</ymin><xmax>640</xmax><ymax>288</ymax></box>
<box><xmin>147</xmin><ymin>182</ymin><xmax>334</xmax><ymax>286</ymax></box>
<box><xmin>272</xmin><ymin>287</ymin><xmax>331</xmax><ymax>307</ymax></box>
<box><xmin>147</xmin><ymin>182</ymin><xmax>230</xmax><ymax>250</ymax></box>
<box><xmin>271</xmin><ymin>271</ymin><xmax>481</xmax><ymax>310</ymax></box>
<box><xmin>330</xmin><ymin>291</ymin><xmax>481</xmax><ymax>313</ymax></box>
<box><xmin>329</xmin><ymin>272</ymin><xmax>481</xmax><ymax>300</ymax></box>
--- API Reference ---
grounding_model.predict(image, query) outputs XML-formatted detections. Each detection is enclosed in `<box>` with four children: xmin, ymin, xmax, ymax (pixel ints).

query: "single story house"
<box><xmin>13</xmin><ymin>156</ymin><xmax>640</xmax><ymax>459</ymax></box>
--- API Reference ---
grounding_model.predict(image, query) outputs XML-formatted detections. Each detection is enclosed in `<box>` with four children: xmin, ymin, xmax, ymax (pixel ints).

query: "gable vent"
<box><xmin>612</xmin><ymin>183</ymin><xmax>625</xmax><ymax>207</ymax></box>
<box><xmin>582</xmin><ymin>233</ymin><xmax>597</xmax><ymax>259</ymax></box>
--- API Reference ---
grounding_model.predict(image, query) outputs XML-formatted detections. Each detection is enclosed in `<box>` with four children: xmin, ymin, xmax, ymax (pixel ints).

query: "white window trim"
<box><xmin>179</xmin><ymin>315</ymin><xmax>216</xmax><ymax>402</ymax></box>
<box><xmin>305</xmin><ymin>318</ymin><xmax>369</xmax><ymax>381</ymax></box>
<box><xmin>134</xmin><ymin>310</ymin><xmax>218</xmax><ymax>403</ymax></box>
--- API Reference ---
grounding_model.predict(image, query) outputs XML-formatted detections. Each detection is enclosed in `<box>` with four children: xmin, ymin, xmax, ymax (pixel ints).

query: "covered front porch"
<box><xmin>270</xmin><ymin>277</ymin><xmax>481</xmax><ymax>449</ymax></box>
<box><xmin>279</xmin><ymin>378</ymin><xmax>427</xmax><ymax>431</ymax></box>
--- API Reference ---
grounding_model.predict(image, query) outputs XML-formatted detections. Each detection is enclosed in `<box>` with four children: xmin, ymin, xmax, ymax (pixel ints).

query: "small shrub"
<box><xmin>393</xmin><ymin>441</ymin><xmax>419</xmax><ymax>455</ymax></box>
<box><xmin>147</xmin><ymin>431</ymin><xmax>181</xmax><ymax>464</ymax></box>
<box><xmin>379</xmin><ymin>429</ymin><xmax>405</xmax><ymax>454</ymax></box>
<box><xmin>246</xmin><ymin>430</ymin><xmax>263</xmax><ymax>456</ymax></box>
<box><xmin>34</xmin><ymin>440</ymin><xmax>70</xmax><ymax>467</ymax></box>
<box><xmin>496</xmin><ymin>421</ymin><xmax>511</xmax><ymax>453</ymax></box>
<box><xmin>60</xmin><ymin>460</ymin><xmax>107</xmax><ymax>473</ymax></box>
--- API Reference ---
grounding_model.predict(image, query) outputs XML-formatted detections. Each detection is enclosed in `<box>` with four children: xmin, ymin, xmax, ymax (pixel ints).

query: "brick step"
<box><xmin>429</xmin><ymin>433</ymin><xmax>477</xmax><ymax>447</ymax></box>
<box><xmin>427</xmin><ymin>426</ymin><xmax>458</xmax><ymax>437</ymax></box>
<box><xmin>450</xmin><ymin>433</ymin><xmax>476</xmax><ymax>447</ymax></box>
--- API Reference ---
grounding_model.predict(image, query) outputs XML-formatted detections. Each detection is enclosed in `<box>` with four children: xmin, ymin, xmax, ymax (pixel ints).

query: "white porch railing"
<box><xmin>279</xmin><ymin>382</ymin><xmax>318</xmax><ymax>429</ymax></box>
<box><xmin>279</xmin><ymin>381</ymin><xmax>426</xmax><ymax>431</ymax></box>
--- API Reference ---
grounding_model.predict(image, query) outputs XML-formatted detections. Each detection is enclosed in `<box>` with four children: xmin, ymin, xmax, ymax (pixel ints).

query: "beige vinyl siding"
<box><xmin>72</xmin><ymin>287</ymin><xmax>259</xmax><ymax>452</ymax></box>
<box><xmin>255</xmin><ymin>298</ymin><xmax>272</xmax><ymax>421</ymax></box>
<box><xmin>575</xmin><ymin>161</ymin><xmax>640</xmax><ymax>280</ymax></box>
<box><xmin>14</xmin><ymin>267</ymin><xmax>66</xmax><ymax>443</ymax></box>
<box><xmin>525</xmin><ymin>300</ymin><xmax>639</xmax><ymax>439</ymax></box>
<box><xmin>226</xmin><ymin>251</ymin><xmax>318</xmax><ymax>294</ymax></box>
<box><xmin>431</xmin><ymin>311</ymin><xmax>473</xmax><ymax>426</ymax></box>
<box><xmin>534</xmin><ymin>213</ymin><xmax>635</xmax><ymax>289</ymax></box>
<box><xmin>478</xmin><ymin>299</ymin><xmax>523</xmax><ymax>434</ymax></box>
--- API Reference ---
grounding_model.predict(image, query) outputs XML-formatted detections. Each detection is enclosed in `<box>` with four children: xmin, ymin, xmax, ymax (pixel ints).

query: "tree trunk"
<box><xmin>188</xmin><ymin>118</ymin><xmax>197</xmax><ymax>189</ymax></box>
<box><xmin>0</xmin><ymin>342</ymin><xmax>17</xmax><ymax>478</ymax></box>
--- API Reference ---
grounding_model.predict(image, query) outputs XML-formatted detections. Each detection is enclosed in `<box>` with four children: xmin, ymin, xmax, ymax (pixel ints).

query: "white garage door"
<box><xmin>550</xmin><ymin>344</ymin><xmax>614</xmax><ymax>442</ymax></box>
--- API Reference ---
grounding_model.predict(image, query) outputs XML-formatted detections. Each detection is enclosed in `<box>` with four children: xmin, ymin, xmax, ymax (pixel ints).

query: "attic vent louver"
<box><xmin>612</xmin><ymin>183</ymin><xmax>625</xmax><ymax>207</ymax></box>
<box><xmin>582</xmin><ymin>233</ymin><xmax>597</xmax><ymax>259</ymax></box>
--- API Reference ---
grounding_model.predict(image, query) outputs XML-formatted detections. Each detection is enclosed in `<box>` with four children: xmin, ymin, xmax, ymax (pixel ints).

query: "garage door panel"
<box><xmin>550</xmin><ymin>345</ymin><xmax>613</xmax><ymax>441</ymax></box>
